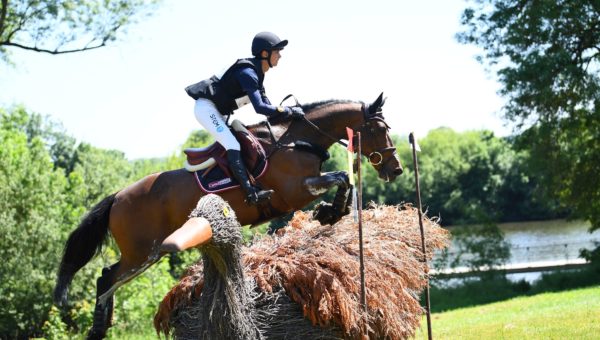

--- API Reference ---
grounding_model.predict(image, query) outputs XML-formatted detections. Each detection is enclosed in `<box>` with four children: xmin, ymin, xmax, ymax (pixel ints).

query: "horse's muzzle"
<box><xmin>378</xmin><ymin>153</ymin><xmax>403</xmax><ymax>181</ymax></box>
<box><xmin>378</xmin><ymin>164</ymin><xmax>403</xmax><ymax>182</ymax></box>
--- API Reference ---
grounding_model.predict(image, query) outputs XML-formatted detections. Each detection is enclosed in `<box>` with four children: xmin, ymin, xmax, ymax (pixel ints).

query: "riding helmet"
<box><xmin>251</xmin><ymin>32</ymin><xmax>288</xmax><ymax>56</ymax></box>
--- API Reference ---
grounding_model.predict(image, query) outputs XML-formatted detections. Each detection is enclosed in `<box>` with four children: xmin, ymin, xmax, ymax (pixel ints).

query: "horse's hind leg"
<box><xmin>87</xmin><ymin>262</ymin><xmax>120</xmax><ymax>340</ymax></box>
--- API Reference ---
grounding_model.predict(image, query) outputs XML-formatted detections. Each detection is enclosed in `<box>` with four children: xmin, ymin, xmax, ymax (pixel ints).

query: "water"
<box><xmin>439</xmin><ymin>219</ymin><xmax>600</xmax><ymax>283</ymax></box>
<box><xmin>500</xmin><ymin>219</ymin><xmax>599</xmax><ymax>264</ymax></box>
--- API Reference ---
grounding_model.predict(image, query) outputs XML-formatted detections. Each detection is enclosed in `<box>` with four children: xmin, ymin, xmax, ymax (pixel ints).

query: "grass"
<box><xmin>428</xmin><ymin>265</ymin><xmax>600</xmax><ymax>312</ymax></box>
<box><xmin>416</xmin><ymin>285</ymin><xmax>600</xmax><ymax>339</ymax></box>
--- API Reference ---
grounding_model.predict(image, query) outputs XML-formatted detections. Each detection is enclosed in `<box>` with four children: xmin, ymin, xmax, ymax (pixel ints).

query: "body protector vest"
<box><xmin>185</xmin><ymin>58</ymin><xmax>266</xmax><ymax>114</ymax></box>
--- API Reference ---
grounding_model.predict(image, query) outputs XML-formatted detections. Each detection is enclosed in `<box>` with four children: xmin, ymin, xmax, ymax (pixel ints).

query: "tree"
<box><xmin>458</xmin><ymin>1</ymin><xmax>600</xmax><ymax>232</ymax></box>
<box><xmin>0</xmin><ymin>106</ymin><xmax>177</xmax><ymax>337</ymax></box>
<box><xmin>0</xmin><ymin>107</ymin><xmax>70</xmax><ymax>336</ymax></box>
<box><xmin>0</xmin><ymin>0</ymin><xmax>160</xmax><ymax>62</ymax></box>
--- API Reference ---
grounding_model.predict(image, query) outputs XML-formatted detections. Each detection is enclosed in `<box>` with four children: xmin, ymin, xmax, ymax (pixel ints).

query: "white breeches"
<box><xmin>194</xmin><ymin>98</ymin><xmax>240</xmax><ymax>151</ymax></box>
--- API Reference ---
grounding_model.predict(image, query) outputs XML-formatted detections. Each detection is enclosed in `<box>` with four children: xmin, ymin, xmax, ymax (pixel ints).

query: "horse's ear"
<box><xmin>369</xmin><ymin>92</ymin><xmax>385</xmax><ymax>115</ymax></box>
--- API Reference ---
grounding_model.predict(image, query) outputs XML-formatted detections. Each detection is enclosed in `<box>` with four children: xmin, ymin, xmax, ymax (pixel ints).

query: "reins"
<box><xmin>302</xmin><ymin>116</ymin><xmax>349</xmax><ymax>148</ymax></box>
<box><xmin>280</xmin><ymin>94</ymin><xmax>348</xmax><ymax>148</ymax></box>
<box><xmin>272</xmin><ymin>95</ymin><xmax>396</xmax><ymax>167</ymax></box>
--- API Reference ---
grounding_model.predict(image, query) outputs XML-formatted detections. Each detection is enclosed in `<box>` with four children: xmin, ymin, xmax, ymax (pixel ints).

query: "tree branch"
<box><xmin>0</xmin><ymin>40</ymin><xmax>106</xmax><ymax>54</ymax></box>
<box><xmin>0</xmin><ymin>0</ymin><xmax>8</xmax><ymax>37</ymax></box>
<box><xmin>4</xmin><ymin>2</ymin><xmax>53</xmax><ymax>44</ymax></box>
<box><xmin>5</xmin><ymin>1</ymin><xmax>32</xmax><ymax>43</ymax></box>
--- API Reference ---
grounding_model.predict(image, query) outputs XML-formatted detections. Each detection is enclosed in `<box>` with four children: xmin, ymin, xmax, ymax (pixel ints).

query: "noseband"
<box><xmin>368</xmin><ymin>146</ymin><xmax>397</xmax><ymax>166</ymax></box>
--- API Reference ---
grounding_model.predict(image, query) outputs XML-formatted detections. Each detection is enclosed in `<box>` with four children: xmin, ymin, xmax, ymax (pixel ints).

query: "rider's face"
<box><xmin>270</xmin><ymin>49</ymin><xmax>281</xmax><ymax>67</ymax></box>
<box><xmin>262</xmin><ymin>49</ymin><xmax>282</xmax><ymax>69</ymax></box>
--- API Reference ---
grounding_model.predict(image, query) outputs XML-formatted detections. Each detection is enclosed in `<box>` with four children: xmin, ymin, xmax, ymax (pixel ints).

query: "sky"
<box><xmin>0</xmin><ymin>0</ymin><xmax>509</xmax><ymax>160</ymax></box>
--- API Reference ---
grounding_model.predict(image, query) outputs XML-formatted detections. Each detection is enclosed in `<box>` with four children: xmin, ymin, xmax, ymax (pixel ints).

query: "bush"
<box><xmin>0</xmin><ymin>111</ymin><xmax>69</xmax><ymax>337</ymax></box>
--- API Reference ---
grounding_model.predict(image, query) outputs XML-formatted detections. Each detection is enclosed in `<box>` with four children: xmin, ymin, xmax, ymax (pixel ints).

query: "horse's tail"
<box><xmin>53</xmin><ymin>193</ymin><xmax>117</xmax><ymax>307</ymax></box>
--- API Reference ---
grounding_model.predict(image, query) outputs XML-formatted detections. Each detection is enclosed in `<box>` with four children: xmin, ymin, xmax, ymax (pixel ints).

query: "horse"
<box><xmin>53</xmin><ymin>93</ymin><xmax>402</xmax><ymax>339</ymax></box>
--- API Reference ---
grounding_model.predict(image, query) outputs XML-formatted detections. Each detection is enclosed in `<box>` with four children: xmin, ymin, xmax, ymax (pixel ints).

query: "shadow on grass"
<box><xmin>426</xmin><ymin>264</ymin><xmax>600</xmax><ymax>313</ymax></box>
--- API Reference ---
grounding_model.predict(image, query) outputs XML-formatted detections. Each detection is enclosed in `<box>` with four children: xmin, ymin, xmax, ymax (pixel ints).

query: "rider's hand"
<box><xmin>287</xmin><ymin>106</ymin><xmax>305</xmax><ymax>119</ymax></box>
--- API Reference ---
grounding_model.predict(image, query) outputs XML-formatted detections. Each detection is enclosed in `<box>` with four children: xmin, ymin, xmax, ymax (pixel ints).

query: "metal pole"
<box><xmin>357</xmin><ymin>132</ymin><xmax>368</xmax><ymax>338</ymax></box>
<box><xmin>409</xmin><ymin>132</ymin><xmax>432</xmax><ymax>340</ymax></box>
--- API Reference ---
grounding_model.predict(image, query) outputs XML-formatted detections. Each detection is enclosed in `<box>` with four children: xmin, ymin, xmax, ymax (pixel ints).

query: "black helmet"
<box><xmin>251</xmin><ymin>32</ymin><xmax>288</xmax><ymax>57</ymax></box>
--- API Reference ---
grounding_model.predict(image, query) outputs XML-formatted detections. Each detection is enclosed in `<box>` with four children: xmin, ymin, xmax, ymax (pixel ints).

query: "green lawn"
<box><xmin>416</xmin><ymin>285</ymin><xmax>600</xmax><ymax>339</ymax></box>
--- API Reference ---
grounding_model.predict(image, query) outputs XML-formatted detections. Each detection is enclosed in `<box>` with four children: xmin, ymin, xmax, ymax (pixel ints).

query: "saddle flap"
<box><xmin>184</xmin><ymin>120</ymin><xmax>266</xmax><ymax>175</ymax></box>
<box><xmin>187</xmin><ymin>120</ymin><xmax>269</xmax><ymax>193</ymax></box>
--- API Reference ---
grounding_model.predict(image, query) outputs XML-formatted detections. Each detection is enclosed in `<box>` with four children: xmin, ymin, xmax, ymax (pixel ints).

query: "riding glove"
<box><xmin>287</xmin><ymin>106</ymin><xmax>305</xmax><ymax>119</ymax></box>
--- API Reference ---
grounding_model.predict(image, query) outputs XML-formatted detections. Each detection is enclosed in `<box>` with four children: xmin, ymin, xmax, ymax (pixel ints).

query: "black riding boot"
<box><xmin>226</xmin><ymin>150</ymin><xmax>273</xmax><ymax>205</ymax></box>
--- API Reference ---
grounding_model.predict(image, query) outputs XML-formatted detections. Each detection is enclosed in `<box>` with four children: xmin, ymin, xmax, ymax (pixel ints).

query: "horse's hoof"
<box><xmin>312</xmin><ymin>202</ymin><xmax>339</xmax><ymax>226</ymax></box>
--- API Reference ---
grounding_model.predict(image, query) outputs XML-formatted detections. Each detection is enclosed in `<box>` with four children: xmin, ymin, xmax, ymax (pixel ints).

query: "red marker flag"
<box><xmin>346</xmin><ymin>127</ymin><xmax>354</xmax><ymax>152</ymax></box>
<box><xmin>346</xmin><ymin>127</ymin><xmax>355</xmax><ymax>186</ymax></box>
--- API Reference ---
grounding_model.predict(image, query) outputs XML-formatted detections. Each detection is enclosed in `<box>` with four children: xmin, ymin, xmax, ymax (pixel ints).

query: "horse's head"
<box><xmin>355</xmin><ymin>93</ymin><xmax>403</xmax><ymax>182</ymax></box>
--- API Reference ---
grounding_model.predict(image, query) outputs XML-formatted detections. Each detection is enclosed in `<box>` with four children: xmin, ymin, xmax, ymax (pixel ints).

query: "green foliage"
<box><xmin>0</xmin><ymin>107</ymin><xmax>70</xmax><ymax>337</ymax></box>
<box><xmin>0</xmin><ymin>0</ymin><xmax>161</xmax><ymax>62</ymax></box>
<box><xmin>580</xmin><ymin>241</ymin><xmax>600</xmax><ymax>267</ymax></box>
<box><xmin>108</xmin><ymin>259</ymin><xmax>176</xmax><ymax>336</ymax></box>
<box><xmin>0</xmin><ymin>106</ymin><xmax>171</xmax><ymax>338</ymax></box>
<box><xmin>41</xmin><ymin>306</ymin><xmax>69</xmax><ymax>340</ymax></box>
<box><xmin>68</xmin><ymin>143</ymin><xmax>133</xmax><ymax>207</ymax></box>
<box><xmin>458</xmin><ymin>1</ymin><xmax>600</xmax><ymax>234</ymax></box>
<box><xmin>357</xmin><ymin>128</ymin><xmax>559</xmax><ymax>225</ymax></box>
<box><xmin>166</xmin><ymin>249</ymin><xmax>201</xmax><ymax>279</ymax></box>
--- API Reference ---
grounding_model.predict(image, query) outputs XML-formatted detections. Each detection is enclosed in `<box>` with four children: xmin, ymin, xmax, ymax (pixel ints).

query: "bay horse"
<box><xmin>54</xmin><ymin>93</ymin><xmax>402</xmax><ymax>339</ymax></box>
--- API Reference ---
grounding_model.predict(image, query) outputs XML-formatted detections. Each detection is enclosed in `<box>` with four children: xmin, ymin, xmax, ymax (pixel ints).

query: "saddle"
<box><xmin>184</xmin><ymin>120</ymin><xmax>268</xmax><ymax>193</ymax></box>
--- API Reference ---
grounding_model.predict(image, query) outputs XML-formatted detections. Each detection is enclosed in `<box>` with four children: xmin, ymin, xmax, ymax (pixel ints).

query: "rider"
<box><xmin>185</xmin><ymin>32</ymin><xmax>305</xmax><ymax>205</ymax></box>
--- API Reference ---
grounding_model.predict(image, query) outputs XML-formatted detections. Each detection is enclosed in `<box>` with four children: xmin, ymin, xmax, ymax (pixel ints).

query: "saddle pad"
<box><xmin>193</xmin><ymin>158</ymin><xmax>269</xmax><ymax>194</ymax></box>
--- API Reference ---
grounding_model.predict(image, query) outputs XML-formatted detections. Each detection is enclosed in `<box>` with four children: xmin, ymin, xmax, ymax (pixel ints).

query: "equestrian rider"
<box><xmin>185</xmin><ymin>32</ymin><xmax>305</xmax><ymax>205</ymax></box>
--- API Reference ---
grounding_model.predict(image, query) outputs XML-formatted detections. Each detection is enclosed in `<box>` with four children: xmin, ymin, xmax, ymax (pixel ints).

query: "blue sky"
<box><xmin>0</xmin><ymin>0</ymin><xmax>507</xmax><ymax>159</ymax></box>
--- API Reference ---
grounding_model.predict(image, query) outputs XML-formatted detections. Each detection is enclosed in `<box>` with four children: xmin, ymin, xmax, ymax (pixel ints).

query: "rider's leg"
<box><xmin>226</xmin><ymin>149</ymin><xmax>273</xmax><ymax>204</ymax></box>
<box><xmin>194</xmin><ymin>99</ymin><xmax>272</xmax><ymax>205</ymax></box>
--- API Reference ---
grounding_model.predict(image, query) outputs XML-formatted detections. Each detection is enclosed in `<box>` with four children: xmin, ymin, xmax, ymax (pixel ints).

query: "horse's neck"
<box><xmin>303</xmin><ymin>102</ymin><xmax>364</xmax><ymax>148</ymax></box>
<box><xmin>247</xmin><ymin>102</ymin><xmax>364</xmax><ymax>149</ymax></box>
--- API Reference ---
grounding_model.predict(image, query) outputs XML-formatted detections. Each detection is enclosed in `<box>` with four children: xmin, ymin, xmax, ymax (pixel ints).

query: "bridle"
<box><xmin>357</xmin><ymin>114</ymin><xmax>398</xmax><ymax>168</ymax></box>
<box><xmin>281</xmin><ymin>94</ymin><xmax>397</xmax><ymax>167</ymax></box>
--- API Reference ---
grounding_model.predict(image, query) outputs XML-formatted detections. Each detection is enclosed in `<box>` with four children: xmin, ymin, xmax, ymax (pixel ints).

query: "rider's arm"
<box><xmin>235</xmin><ymin>67</ymin><xmax>281</xmax><ymax>116</ymax></box>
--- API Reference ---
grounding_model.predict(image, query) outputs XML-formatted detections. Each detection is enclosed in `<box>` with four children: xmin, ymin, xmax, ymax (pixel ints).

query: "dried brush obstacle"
<box><xmin>154</xmin><ymin>195</ymin><xmax>450</xmax><ymax>339</ymax></box>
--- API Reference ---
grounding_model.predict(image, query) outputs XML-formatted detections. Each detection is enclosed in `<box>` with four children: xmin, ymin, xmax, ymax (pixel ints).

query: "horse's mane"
<box><xmin>301</xmin><ymin>99</ymin><xmax>362</xmax><ymax>113</ymax></box>
<box><xmin>246</xmin><ymin>99</ymin><xmax>364</xmax><ymax>135</ymax></box>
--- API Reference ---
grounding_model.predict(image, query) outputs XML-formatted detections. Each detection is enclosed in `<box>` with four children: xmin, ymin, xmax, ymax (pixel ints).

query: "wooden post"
<box><xmin>357</xmin><ymin>132</ymin><xmax>367</xmax><ymax>337</ymax></box>
<box><xmin>409</xmin><ymin>132</ymin><xmax>432</xmax><ymax>340</ymax></box>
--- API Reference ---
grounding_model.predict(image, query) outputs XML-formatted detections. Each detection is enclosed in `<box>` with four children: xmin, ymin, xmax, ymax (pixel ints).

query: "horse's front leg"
<box><xmin>303</xmin><ymin>171</ymin><xmax>352</xmax><ymax>225</ymax></box>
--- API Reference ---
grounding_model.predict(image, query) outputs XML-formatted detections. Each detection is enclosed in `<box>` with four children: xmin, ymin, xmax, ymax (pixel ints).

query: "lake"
<box><xmin>439</xmin><ymin>219</ymin><xmax>600</xmax><ymax>282</ymax></box>
<box><xmin>500</xmin><ymin>219</ymin><xmax>599</xmax><ymax>264</ymax></box>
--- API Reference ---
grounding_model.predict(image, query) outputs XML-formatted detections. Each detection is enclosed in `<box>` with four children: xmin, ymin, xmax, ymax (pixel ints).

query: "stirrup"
<box><xmin>246</xmin><ymin>189</ymin><xmax>274</xmax><ymax>205</ymax></box>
